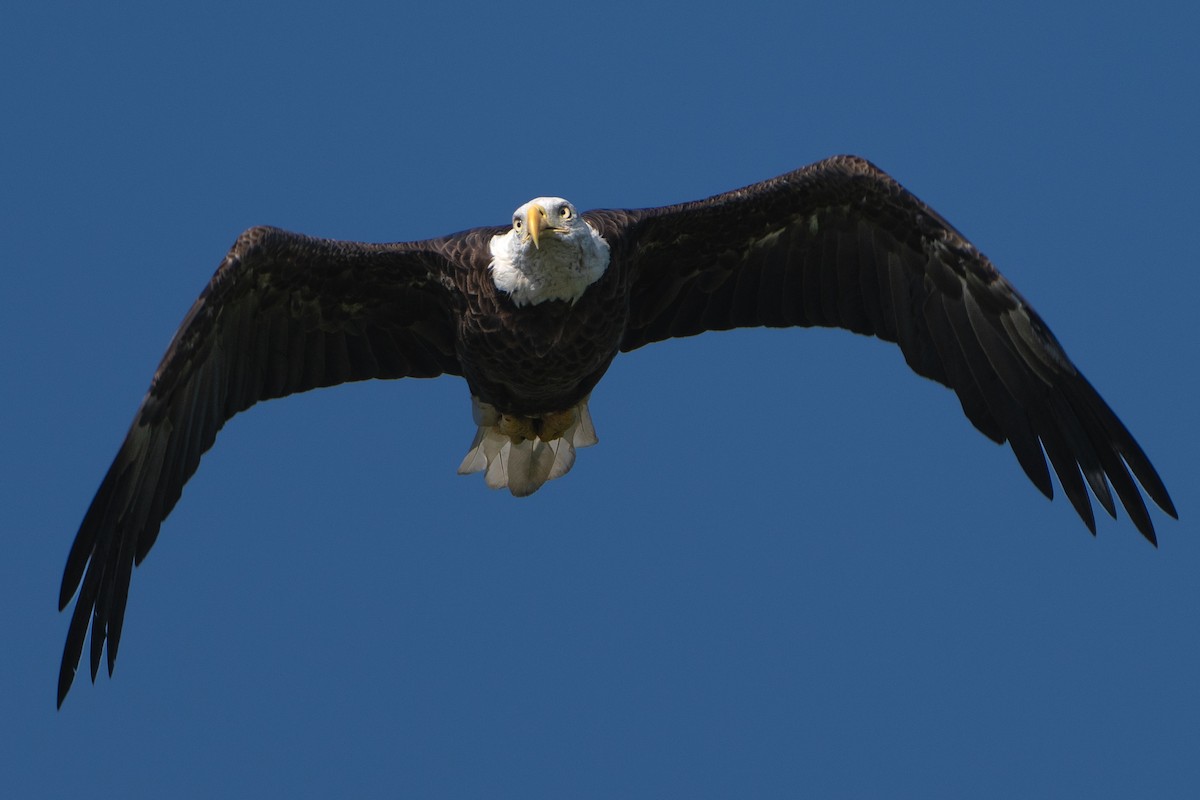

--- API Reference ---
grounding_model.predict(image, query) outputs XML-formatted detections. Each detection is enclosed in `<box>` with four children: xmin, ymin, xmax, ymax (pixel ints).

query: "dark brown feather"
<box><xmin>58</xmin><ymin>227</ymin><xmax>464</xmax><ymax>705</ymax></box>
<box><xmin>611</xmin><ymin>155</ymin><xmax>1174</xmax><ymax>542</ymax></box>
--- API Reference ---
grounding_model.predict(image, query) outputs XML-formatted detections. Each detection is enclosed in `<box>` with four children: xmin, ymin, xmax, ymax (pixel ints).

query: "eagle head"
<box><xmin>488</xmin><ymin>197</ymin><xmax>610</xmax><ymax>306</ymax></box>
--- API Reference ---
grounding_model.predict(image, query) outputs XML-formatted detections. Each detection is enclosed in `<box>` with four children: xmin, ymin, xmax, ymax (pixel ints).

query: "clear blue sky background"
<box><xmin>3</xmin><ymin>2</ymin><xmax>1197</xmax><ymax>797</ymax></box>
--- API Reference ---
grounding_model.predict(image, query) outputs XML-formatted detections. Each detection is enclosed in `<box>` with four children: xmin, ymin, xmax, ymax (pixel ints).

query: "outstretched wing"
<box><xmin>607</xmin><ymin>155</ymin><xmax>1175</xmax><ymax>542</ymax></box>
<box><xmin>58</xmin><ymin>226</ymin><xmax>465</xmax><ymax>705</ymax></box>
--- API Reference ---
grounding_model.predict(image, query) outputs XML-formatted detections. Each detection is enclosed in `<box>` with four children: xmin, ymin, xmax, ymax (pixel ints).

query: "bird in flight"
<box><xmin>58</xmin><ymin>155</ymin><xmax>1176</xmax><ymax>706</ymax></box>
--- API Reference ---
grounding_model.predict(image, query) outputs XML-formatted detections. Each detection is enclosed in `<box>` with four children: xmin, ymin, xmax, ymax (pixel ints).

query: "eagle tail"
<box><xmin>457</xmin><ymin>397</ymin><xmax>598</xmax><ymax>496</ymax></box>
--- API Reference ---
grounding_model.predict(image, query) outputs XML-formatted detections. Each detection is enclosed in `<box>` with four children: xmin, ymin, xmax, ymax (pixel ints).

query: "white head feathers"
<box><xmin>489</xmin><ymin>197</ymin><xmax>610</xmax><ymax>306</ymax></box>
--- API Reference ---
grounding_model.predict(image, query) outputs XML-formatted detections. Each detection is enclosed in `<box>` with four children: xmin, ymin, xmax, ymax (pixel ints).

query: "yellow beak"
<box><xmin>526</xmin><ymin>203</ymin><xmax>548</xmax><ymax>249</ymax></box>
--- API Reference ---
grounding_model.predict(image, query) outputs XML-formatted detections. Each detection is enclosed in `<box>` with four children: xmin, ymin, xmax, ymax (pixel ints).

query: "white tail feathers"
<box><xmin>457</xmin><ymin>396</ymin><xmax>598</xmax><ymax>497</ymax></box>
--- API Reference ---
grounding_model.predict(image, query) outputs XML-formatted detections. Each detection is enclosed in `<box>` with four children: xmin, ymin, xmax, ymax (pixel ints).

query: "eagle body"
<box><xmin>455</xmin><ymin>222</ymin><xmax>625</xmax><ymax>415</ymax></box>
<box><xmin>57</xmin><ymin>155</ymin><xmax>1177</xmax><ymax>706</ymax></box>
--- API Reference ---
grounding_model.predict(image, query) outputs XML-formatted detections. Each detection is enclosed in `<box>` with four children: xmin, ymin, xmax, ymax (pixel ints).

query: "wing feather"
<box><xmin>58</xmin><ymin>226</ymin><xmax>464</xmax><ymax>705</ymax></box>
<box><xmin>614</xmin><ymin>155</ymin><xmax>1174</xmax><ymax>542</ymax></box>
<box><xmin>854</xmin><ymin>220</ymin><xmax>888</xmax><ymax>338</ymax></box>
<box><xmin>922</xmin><ymin>292</ymin><xmax>1004</xmax><ymax>444</ymax></box>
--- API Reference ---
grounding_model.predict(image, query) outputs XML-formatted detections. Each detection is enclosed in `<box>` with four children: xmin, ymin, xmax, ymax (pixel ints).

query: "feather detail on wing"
<box><xmin>57</xmin><ymin>226</ymin><xmax>464</xmax><ymax>706</ymax></box>
<box><xmin>606</xmin><ymin>155</ymin><xmax>1176</xmax><ymax>543</ymax></box>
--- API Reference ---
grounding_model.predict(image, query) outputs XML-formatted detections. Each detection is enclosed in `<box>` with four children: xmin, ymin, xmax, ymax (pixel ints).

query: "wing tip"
<box><xmin>56</xmin><ymin>666</ymin><xmax>73</xmax><ymax>709</ymax></box>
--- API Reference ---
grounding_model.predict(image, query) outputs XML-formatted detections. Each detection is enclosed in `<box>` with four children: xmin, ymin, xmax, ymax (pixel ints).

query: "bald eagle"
<box><xmin>57</xmin><ymin>156</ymin><xmax>1176</xmax><ymax>706</ymax></box>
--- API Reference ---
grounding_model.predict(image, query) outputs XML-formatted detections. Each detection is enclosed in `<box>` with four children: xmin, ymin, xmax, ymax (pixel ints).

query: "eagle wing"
<box><xmin>59</xmin><ymin>226</ymin><xmax>466</xmax><ymax>705</ymax></box>
<box><xmin>605</xmin><ymin>155</ymin><xmax>1175</xmax><ymax>542</ymax></box>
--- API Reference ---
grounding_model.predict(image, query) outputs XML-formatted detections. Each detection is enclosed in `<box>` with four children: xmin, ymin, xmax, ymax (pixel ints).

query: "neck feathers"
<box><xmin>489</xmin><ymin>223</ymin><xmax>609</xmax><ymax>306</ymax></box>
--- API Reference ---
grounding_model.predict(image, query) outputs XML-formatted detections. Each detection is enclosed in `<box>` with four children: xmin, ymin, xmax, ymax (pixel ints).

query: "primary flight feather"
<box><xmin>58</xmin><ymin>155</ymin><xmax>1176</xmax><ymax>706</ymax></box>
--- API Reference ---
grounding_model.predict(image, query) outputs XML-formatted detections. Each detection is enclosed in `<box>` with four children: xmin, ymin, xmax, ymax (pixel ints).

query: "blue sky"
<box><xmin>3</xmin><ymin>2</ymin><xmax>1197</xmax><ymax>797</ymax></box>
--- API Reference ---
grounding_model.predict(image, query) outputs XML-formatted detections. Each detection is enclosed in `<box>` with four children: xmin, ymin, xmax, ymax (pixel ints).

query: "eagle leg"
<box><xmin>457</xmin><ymin>396</ymin><xmax>598</xmax><ymax>496</ymax></box>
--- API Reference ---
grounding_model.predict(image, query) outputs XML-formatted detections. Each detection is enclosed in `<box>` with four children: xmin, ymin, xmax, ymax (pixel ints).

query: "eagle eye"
<box><xmin>559</xmin><ymin>206</ymin><xmax>573</xmax><ymax>220</ymax></box>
